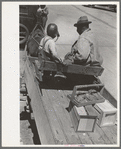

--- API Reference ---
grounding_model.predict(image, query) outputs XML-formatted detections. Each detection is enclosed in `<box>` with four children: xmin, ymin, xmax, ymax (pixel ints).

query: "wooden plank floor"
<box><xmin>23</xmin><ymin>50</ymin><xmax>117</xmax><ymax>145</ymax></box>
<box><xmin>23</xmin><ymin>56</ymin><xmax>117</xmax><ymax>145</ymax></box>
<box><xmin>40</xmin><ymin>87</ymin><xmax>117</xmax><ymax>145</ymax></box>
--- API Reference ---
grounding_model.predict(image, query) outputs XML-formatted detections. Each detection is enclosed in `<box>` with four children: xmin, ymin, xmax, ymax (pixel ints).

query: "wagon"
<box><xmin>20</xmin><ymin>48</ymin><xmax>117</xmax><ymax>145</ymax></box>
<box><xmin>20</xmin><ymin>6</ymin><xmax>117</xmax><ymax>145</ymax></box>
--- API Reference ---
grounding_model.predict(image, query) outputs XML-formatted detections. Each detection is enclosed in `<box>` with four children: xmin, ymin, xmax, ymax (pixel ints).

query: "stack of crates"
<box><xmin>68</xmin><ymin>84</ymin><xmax>117</xmax><ymax>132</ymax></box>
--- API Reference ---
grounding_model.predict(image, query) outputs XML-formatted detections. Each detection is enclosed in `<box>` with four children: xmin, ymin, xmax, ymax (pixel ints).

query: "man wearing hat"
<box><xmin>36</xmin><ymin>5</ymin><xmax>49</xmax><ymax>29</ymax></box>
<box><xmin>64</xmin><ymin>16</ymin><xmax>103</xmax><ymax>66</ymax></box>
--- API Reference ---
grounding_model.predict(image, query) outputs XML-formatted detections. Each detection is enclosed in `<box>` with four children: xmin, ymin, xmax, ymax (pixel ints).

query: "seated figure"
<box><xmin>39</xmin><ymin>23</ymin><xmax>62</xmax><ymax>62</ymax></box>
<box><xmin>39</xmin><ymin>23</ymin><xmax>66</xmax><ymax>78</ymax></box>
<box><xmin>63</xmin><ymin>16</ymin><xmax>103</xmax><ymax>66</ymax></box>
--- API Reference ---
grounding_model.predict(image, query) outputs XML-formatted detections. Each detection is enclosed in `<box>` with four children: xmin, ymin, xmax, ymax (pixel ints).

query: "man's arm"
<box><xmin>48</xmin><ymin>41</ymin><xmax>63</xmax><ymax>63</ymax></box>
<box><xmin>73</xmin><ymin>38</ymin><xmax>91</xmax><ymax>62</ymax></box>
<box><xmin>71</xmin><ymin>40</ymin><xmax>78</xmax><ymax>54</ymax></box>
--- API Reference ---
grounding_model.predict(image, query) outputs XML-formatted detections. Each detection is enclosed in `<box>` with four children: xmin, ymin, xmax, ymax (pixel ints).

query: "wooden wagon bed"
<box><xmin>23</xmin><ymin>56</ymin><xmax>117</xmax><ymax>145</ymax></box>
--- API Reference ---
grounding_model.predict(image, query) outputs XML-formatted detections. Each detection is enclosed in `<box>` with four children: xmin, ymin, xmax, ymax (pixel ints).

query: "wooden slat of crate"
<box><xmin>94</xmin><ymin>100</ymin><xmax>117</xmax><ymax>127</ymax></box>
<box><xmin>46</xmin><ymin>89</ymin><xmax>81</xmax><ymax>144</ymax></box>
<box><xmin>63</xmin><ymin>90</ymin><xmax>93</xmax><ymax>144</ymax></box>
<box><xmin>41</xmin><ymin>89</ymin><xmax>67</xmax><ymax>144</ymax></box>
<box><xmin>24</xmin><ymin>58</ymin><xmax>55</xmax><ymax>144</ymax></box>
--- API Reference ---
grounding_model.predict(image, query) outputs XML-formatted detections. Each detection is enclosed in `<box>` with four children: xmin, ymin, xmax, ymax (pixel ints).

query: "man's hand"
<box><xmin>62</xmin><ymin>61</ymin><xmax>68</xmax><ymax>66</ymax></box>
<box><xmin>71</xmin><ymin>47</ymin><xmax>79</xmax><ymax>54</ymax></box>
<box><xmin>58</xmin><ymin>58</ymin><xmax>68</xmax><ymax>66</ymax></box>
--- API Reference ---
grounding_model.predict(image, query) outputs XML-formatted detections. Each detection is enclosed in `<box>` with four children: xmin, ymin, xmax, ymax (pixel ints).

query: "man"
<box><xmin>36</xmin><ymin>5</ymin><xmax>49</xmax><ymax>29</ymax></box>
<box><xmin>64</xmin><ymin>16</ymin><xmax>103</xmax><ymax>66</ymax></box>
<box><xmin>39</xmin><ymin>23</ymin><xmax>66</xmax><ymax>78</ymax></box>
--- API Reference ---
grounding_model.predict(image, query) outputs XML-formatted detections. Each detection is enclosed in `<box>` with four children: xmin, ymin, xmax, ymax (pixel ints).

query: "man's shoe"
<box><xmin>54</xmin><ymin>72</ymin><xmax>66</xmax><ymax>79</ymax></box>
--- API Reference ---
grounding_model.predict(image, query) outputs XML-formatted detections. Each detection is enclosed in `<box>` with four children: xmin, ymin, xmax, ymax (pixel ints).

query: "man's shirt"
<box><xmin>40</xmin><ymin>35</ymin><xmax>61</xmax><ymax>61</ymax></box>
<box><xmin>72</xmin><ymin>28</ymin><xmax>103</xmax><ymax>66</ymax></box>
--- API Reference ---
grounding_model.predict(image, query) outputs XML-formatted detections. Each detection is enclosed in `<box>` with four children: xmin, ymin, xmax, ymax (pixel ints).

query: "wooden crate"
<box><xmin>94</xmin><ymin>100</ymin><xmax>117</xmax><ymax>127</ymax></box>
<box><xmin>68</xmin><ymin>84</ymin><xmax>105</xmax><ymax>107</ymax></box>
<box><xmin>69</xmin><ymin>103</ymin><xmax>97</xmax><ymax>132</ymax></box>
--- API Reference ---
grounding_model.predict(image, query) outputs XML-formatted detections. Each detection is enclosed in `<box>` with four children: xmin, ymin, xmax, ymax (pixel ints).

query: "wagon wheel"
<box><xmin>19</xmin><ymin>24</ymin><xmax>29</xmax><ymax>44</ymax></box>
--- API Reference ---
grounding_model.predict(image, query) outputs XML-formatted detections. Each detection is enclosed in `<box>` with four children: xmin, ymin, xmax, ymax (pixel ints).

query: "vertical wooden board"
<box><xmin>41</xmin><ymin>89</ymin><xmax>67</xmax><ymax>144</ymax></box>
<box><xmin>101</xmin><ymin>126</ymin><xmax>117</xmax><ymax>144</ymax></box>
<box><xmin>24</xmin><ymin>60</ymin><xmax>55</xmax><ymax>144</ymax></box>
<box><xmin>46</xmin><ymin>89</ymin><xmax>81</xmax><ymax>144</ymax></box>
<box><xmin>63</xmin><ymin>90</ymin><xmax>93</xmax><ymax>144</ymax></box>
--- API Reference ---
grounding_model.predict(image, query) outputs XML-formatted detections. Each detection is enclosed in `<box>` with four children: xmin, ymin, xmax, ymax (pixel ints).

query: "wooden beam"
<box><xmin>24</xmin><ymin>58</ymin><xmax>55</xmax><ymax>144</ymax></box>
<box><xmin>39</xmin><ymin>60</ymin><xmax>104</xmax><ymax>76</ymax></box>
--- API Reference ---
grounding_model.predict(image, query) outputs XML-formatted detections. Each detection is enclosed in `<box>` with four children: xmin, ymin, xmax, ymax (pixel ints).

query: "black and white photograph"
<box><xmin>2</xmin><ymin>1</ymin><xmax>120</xmax><ymax>147</ymax></box>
